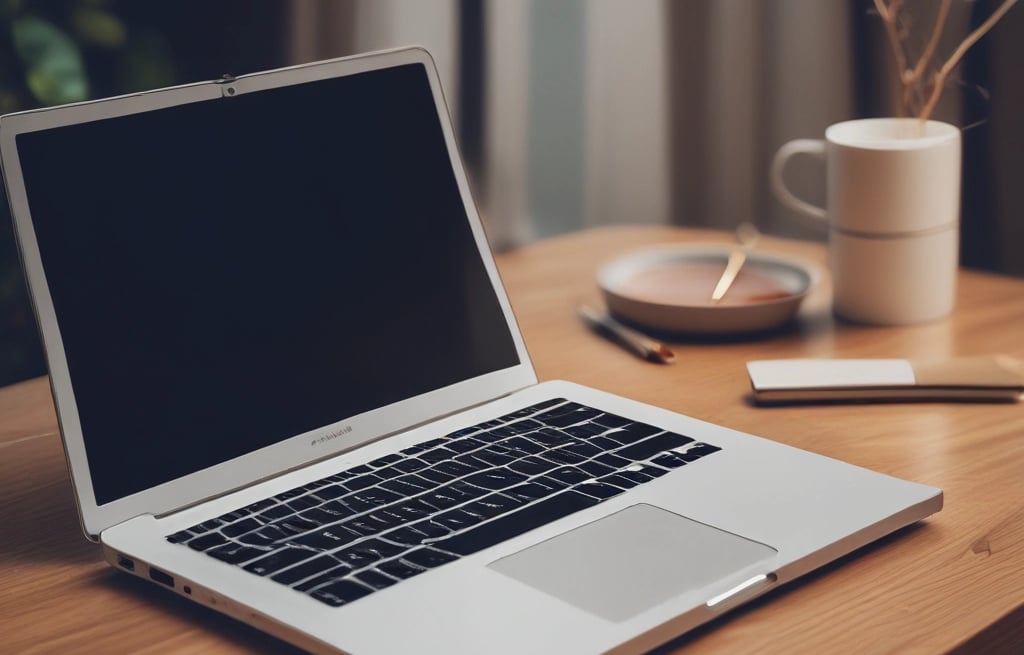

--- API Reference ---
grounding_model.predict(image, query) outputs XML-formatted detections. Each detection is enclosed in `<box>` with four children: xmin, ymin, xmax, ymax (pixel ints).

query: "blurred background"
<box><xmin>1</xmin><ymin>0</ymin><xmax>1021</xmax><ymax>387</ymax></box>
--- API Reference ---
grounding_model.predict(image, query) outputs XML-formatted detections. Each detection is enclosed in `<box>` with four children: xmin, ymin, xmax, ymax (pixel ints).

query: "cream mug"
<box><xmin>771</xmin><ymin>118</ymin><xmax>960</xmax><ymax>325</ymax></box>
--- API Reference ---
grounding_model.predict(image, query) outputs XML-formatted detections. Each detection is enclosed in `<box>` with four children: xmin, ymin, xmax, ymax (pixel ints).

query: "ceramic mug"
<box><xmin>771</xmin><ymin>118</ymin><xmax>961</xmax><ymax>325</ymax></box>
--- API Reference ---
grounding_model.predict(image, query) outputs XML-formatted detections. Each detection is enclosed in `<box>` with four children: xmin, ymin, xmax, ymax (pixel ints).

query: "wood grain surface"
<box><xmin>1</xmin><ymin>225</ymin><xmax>1022</xmax><ymax>654</ymax></box>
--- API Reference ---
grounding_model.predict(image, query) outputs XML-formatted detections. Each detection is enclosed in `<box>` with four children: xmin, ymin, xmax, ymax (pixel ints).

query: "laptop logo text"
<box><xmin>310</xmin><ymin>425</ymin><xmax>352</xmax><ymax>447</ymax></box>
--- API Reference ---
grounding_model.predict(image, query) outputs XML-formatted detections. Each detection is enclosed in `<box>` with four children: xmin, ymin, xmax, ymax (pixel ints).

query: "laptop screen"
<box><xmin>16</xmin><ymin>63</ymin><xmax>520</xmax><ymax>505</ymax></box>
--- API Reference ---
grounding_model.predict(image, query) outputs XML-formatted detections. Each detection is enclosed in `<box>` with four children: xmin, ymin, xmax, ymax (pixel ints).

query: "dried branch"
<box><xmin>874</xmin><ymin>0</ymin><xmax>909</xmax><ymax>115</ymax></box>
<box><xmin>908</xmin><ymin>0</ymin><xmax>951</xmax><ymax>85</ymax></box>
<box><xmin>919</xmin><ymin>0</ymin><xmax>1020</xmax><ymax>121</ymax></box>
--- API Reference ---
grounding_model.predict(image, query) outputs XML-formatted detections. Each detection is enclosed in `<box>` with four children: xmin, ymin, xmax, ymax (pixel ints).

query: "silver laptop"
<box><xmin>0</xmin><ymin>47</ymin><xmax>941</xmax><ymax>654</ymax></box>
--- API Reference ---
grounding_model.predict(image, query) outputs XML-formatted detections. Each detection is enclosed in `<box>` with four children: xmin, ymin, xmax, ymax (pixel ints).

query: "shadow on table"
<box><xmin>648</xmin><ymin>521</ymin><xmax>933</xmax><ymax>654</ymax></box>
<box><xmin>90</xmin><ymin>570</ymin><xmax>306</xmax><ymax>654</ymax></box>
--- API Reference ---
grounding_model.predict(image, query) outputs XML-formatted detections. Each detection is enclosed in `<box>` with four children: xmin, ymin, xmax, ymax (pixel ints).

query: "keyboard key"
<box><xmin>576</xmin><ymin>481</ymin><xmax>626</xmax><ymax>500</ymax></box>
<box><xmin>166</xmin><ymin>530</ymin><xmax>195</xmax><ymax>544</ymax></box>
<box><xmin>678</xmin><ymin>442</ymin><xmax>722</xmax><ymax>460</ymax></box>
<box><xmin>503</xmin><ymin>436</ymin><xmax>545</xmax><ymax>456</ymax></box>
<box><xmin>389</xmin><ymin>499</ymin><xmax>436</xmax><ymax>521</ymax></box>
<box><xmin>207</xmin><ymin>542</ymin><xmax>270</xmax><ymax>564</ymax></box>
<box><xmin>368</xmin><ymin>454</ymin><xmax>403</xmax><ymax>468</ymax></box>
<box><xmin>343</xmin><ymin>491</ymin><xmax>399</xmax><ymax>513</ymax></box>
<box><xmin>496</xmin><ymin>398</ymin><xmax>565</xmax><ymax>421</ymax></box>
<box><xmin>453</xmin><ymin>453</ymin><xmax>491</xmax><ymax>471</ymax></box>
<box><xmin>606</xmin><ymin>423</ymin><xmax>663</xmax><ymax>444</ymax></box>
<box><xmin>616</xmin><ymin>432</ymin><xmax>692</xmax><ymax>462</ymax></box>
<box><xmin>335</xmin><ymin>539</ymin><xmax>405</xmax><ymax>567</ymax></box>
<box><xmin>444</xmin><ymin>427</ymin><xmax>482</xmax><ymax>440</ymax></box>
<box><xmin>364</xmin><ymin>508</ymin><xmax>410</xmax><ymax>531</ymax></box>
<box><xmin>617</xmin><ymin>467</ymin><xmax>656</xmax><ymax>484</ymax></box>
<box><xmin>464</xmin><ymin>469</ymin><xmax>528</xmax><ymax>491</ymax></box>
<box><xmin>391</xmin><ymin>458</ymin><xmax>428</xmax><ymax>473</ymax></box>
<box><xmin>578</xmin><ymin>460</ymin><xmax>616</xmax><ymax>478</ymax></box>
<box><xmin>276</xmin><ymin>516</ymin><xmax>321</xmax><ymax>536</ymax></box>
<box><xmin>420</xmin><ymin>447</ymin><xmax>459</xmax><ymax>464</ymax></box>
<box><xmin>380</xmin><ymin>526</ymin><xmax>429</xmax><ymax>546</ymax></box>
<box><xmin>504</xmin><ymin>481</ymin><xmax>562</xmax><ymax>502</ymax></box>
<box><xmin>536</xmin><ymin>405</ymin><xmax>601</xmax><ymax>428</ymax></box>
<box><xmin>462</xmin><ymin>493</ymin><xmax>523</xmax><ymax>520</ymax></box>
<box><xmin>445</xmin><ymin>437</ymin><xmax>487</xmax><ymax>454</ymax></box>
<box><xmin>589</xmin><ymin>435</ymin><xmax>624</xmax><ymax>451</ymax></box>
<box><xmin>595</xmin><ymin>453</ymin><xmax>632</xmax><ymax>469</ymax></box>
<box><xmin>436</xmin><ymin>491</ymin><xmax>600</xmax><ymax>556</ymax></box>
<box><xmin>285</xmin><ymin>495</ymin><xmax>319</xmax><ymax>512</ymax></box>
<box><xmin>418</xmin><ymin>467</ymin><xmax>456</xmax><ymax>484</ymax></box>
<box><xmin>292</xmin><ymin>525</ymin><xmax>362</xmax><ymax>550</ymax></box>
<box><xmin>271</xmin><ymin>555</ymin><xmax>340</xmax><ymax>585</ymax></box>
<box><xmin>343</xmin><ymin>516</ymin><xmax>392</xmax><ymax>537</ymax></box>
<box><xmin>543</xmin><ymin>447</ymin><xmax>587</xmax><ymax>465</ymax></box>
<box><xmin>564</xmin><ymin>441</ymin><xmax>603</xmax><ymax>458</ymax></box>
<box><xmin>238</xmin><ymin>525</ymin><xmax>290</xmax><ymax>546</ymax></box>
<box><xmin>356</xmin><ymin>570</ymin><xmax>398</xmax><ymax>590</ymax></box>
<box><xmin>505</xmin><ymin>418</ymin><xmax>543</xmax><ymax>432</ymax></box>
<box><xmin>406</xmin><ymin>520</ymin><xmax>450</xmax><ymax>539</ymax></box>
<box><xmin>310</xmin><ymin>484</ymin><xmax>348</xmax><ymax>501</ymax></box>
<box><xmin>309</xmin><ymin>580</ymin><xmax>374</xmax><ymax>607</ymax></box>
<box><xmin>598</xmin><ymin>473</ymin><xmax>642</xmax><ymax>490</ymax></box>
<box><xmin>418</xmin><ymin>489</ymin><xmax>466</xmax><ymax>511</ymax></box>
<box><xmin>448</xmin><ymin>480</ymin><xmax>488</xmax><ymax>501</ymax></box>
<box><xmin>509</xmin><ymin>456</ymin><xmax>559</xmax><ymax>476</ymax></box>
<box><xmin>403</xmin><ymin>547</ymin><xmax>459</xmax><ymax>569</ymax></box>
<box><xmin>298</xmin><ymin>507</ymin><xmax>344</xmax><ymax>526</ymax></box>
<box><xmin>221</xmin><ymin>517</ymin><xmax>262</xmax><ymax>538</ymax></box>
<box><xmin>592</xmin><ymin>412</ymin><xmax>632</xmax><ymax>428</ymax></box>
<box><xmin>240</xmin><ymin>499</ymin><xmax>276</xmax><ymax>514</ymax></box>
<box><xmin>632</xmin><ymin>464</ymin><xmax>668</xmax><ymax>479</ymax></box>
<box><xmin>433</xmin><ymin>460</ymin><xmax>478</xmax><ymax>478</ymax></box>
<box><xmin>377</xmin><ymin>559</ymin><xmax>426</xmax><ymax>580</ymax></box>
<box><xmin>274</xmin><ymin>488</ymin><xmax>305</xmax><ymax>501</ymax></box>
<box><xmin>380</xmin><ymin>479</ymin><xmax>428</xmax><ymax>497</ymax></box>
<box><xmin>434</xmin><ymin>508</ymin><xmax>482</xmax><ymax>531</ymax></box>
<box><xmin>244</xmin><ymin>547</ymin><xmax>317</xmax><ymax>576</ymax></box>
<box><xmin>345</xmin><ymin>474</ymin><xmax>384</xmax><ymax>491</ymax></box>
<box><xmin>563</xmin><ymin>423</ymin><xmax>607</xmax><ymax>439</ymax></box>
<box><xmin>257</xmin><ymin>504</ymin><xmax>292</xmax><ymax>521</ymax></box>
<box><xmin>528</xmin><ymin>428</ymin><xmax>575</xmax><ymax>448</ymax></box>
<box><xmin>196</xmin><ymin>518</ymin><xmax>226</xmax><ymax>532</ymax></box>
<box><xmin>545</xmin><ymin>466</ymin><xmax>592</xmax><ymax>486</ymax></box>
<box><xmin>187</xmin><ymin>532</ymin><xmax>228</xmax><ymax>552</ymax></box>
<box><xmin>293</xmin><ymin>564</ymin><xmax>354</xmax><ymax>592</ymax></box>
<box><xmin>651</xmin><ymin>452</ymin><xmax>690</xmax><ymax>468</ymax></box>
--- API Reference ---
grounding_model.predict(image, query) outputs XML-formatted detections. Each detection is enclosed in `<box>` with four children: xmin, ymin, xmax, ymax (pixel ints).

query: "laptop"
<box><xmin>1</xmin><ymin>47</ymin><xmax>941</xmax><ymax>654</ymax></box>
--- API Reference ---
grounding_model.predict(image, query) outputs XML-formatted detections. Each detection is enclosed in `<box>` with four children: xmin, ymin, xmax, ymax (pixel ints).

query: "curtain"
<box><xmin>287</xmin><ymin>1</ymin><xmax>1021</xmax><ymax>272</ymax></box>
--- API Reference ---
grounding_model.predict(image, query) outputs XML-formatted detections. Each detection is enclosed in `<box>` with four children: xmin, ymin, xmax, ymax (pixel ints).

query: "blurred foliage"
<box><xmin>0</xmin><ymin>0</ymin><xmax>177</xmax><ymax>386</ymax></box>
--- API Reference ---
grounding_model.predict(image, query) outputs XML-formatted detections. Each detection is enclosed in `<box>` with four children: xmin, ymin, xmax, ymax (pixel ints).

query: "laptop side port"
<box><xmin>149</xmin><ymin>566</ymin><xmax>174</xmax><ymax>588</ymax></box>
<box><xmin>116</xmin><ymin>555</ymin><xmax>135</xmax><ymax>571</ymax></box>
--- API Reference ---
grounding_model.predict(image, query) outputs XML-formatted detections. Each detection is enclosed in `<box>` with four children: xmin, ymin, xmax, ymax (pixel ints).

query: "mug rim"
<box><xmin>825</xmin><ymin>117</ymin><xmax>959</xmax><ymax>150</ymax></box>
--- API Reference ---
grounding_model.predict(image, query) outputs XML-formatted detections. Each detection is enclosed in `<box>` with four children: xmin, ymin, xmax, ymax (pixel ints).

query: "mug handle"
<box><xmin>770</xmin><ymin>139</ymin><xmax>827</xmax><ymax>222</ymax></box>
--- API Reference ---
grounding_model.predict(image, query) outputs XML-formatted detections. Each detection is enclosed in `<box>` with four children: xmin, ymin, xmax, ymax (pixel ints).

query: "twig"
<box><xmin>919</xmin><ymin>0</ymin><xmax>1019</xmax><ymax>121</ymax></box>
<box><xmin>874</xmin><ymin>0</ymin><xmax>909</xmax><ymax>114</ymax></box>
<box><xmin>909</xmin><ymin>0</ymin><xmax>951</xmax><ymax>85</ymax></box>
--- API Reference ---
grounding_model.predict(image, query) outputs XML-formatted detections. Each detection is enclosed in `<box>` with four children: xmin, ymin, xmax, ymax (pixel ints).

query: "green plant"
<box><xmin>0</xmin><ymin>0</ymin><xmax>176</xmax><ymax>386</ymax></box>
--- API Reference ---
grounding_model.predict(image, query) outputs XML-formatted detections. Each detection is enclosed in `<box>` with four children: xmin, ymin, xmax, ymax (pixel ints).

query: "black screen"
<box><xmin>17</xmin><ymin>63</ymin><xmax>520</xmax><ymax>505</ymax></box>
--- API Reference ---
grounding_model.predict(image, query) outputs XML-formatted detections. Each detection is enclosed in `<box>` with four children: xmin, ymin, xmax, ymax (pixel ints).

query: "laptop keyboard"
<box><xmin>166</xmin><ymin>399</ymin><xmax>722</xmax><ymax>607</ymax></box>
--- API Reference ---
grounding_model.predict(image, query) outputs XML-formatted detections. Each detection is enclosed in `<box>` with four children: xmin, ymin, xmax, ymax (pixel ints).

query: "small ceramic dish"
<box><xmin>598</xmin><ymin>245</ymin><xmax>819</xmax><ymax>335</ymax></box>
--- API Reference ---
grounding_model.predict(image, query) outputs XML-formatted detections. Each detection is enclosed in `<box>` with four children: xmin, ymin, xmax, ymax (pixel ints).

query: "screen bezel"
<box><xmin>0</xmin><ymin>47</ymin><xmax>537</xmax><ymax>539</ymax></box>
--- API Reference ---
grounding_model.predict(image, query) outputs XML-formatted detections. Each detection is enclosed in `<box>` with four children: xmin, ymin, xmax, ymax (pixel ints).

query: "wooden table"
<box><xmin>2</xmin><ymin>225</ymin><xmax>1023</xmax><ymax>654</ymax></box>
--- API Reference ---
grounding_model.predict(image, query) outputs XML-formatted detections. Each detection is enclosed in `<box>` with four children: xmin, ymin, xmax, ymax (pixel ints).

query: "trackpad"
<box><xmin>487</xmin><ymin>503</ymin><xmax>777</xmax><ymax>622</ymax></box>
